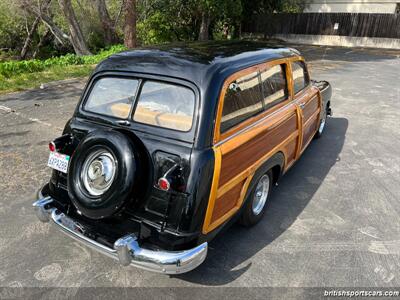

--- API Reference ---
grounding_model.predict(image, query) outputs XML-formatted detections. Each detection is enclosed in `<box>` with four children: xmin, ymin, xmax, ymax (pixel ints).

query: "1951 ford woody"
<box><xmin>33</xmin><ymin>41</ymin><xmax>332</xmax><ymax>274</ymax></box>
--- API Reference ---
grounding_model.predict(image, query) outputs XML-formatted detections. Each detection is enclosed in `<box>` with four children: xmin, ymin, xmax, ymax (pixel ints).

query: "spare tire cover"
<box><xmin>67</xmin><ymin>129</ymin><xmax>136</xmax><ymax>219</ymax></box>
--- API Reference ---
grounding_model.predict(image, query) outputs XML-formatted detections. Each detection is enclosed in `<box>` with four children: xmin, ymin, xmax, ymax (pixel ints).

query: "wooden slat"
<box><xmin>211</xmin><ymin>181</ymin><xmax>244</xmax><ymax>223</ymax></box>
<box><xmin>302</xmin><ymin>96</ymin><xmax>319</xmax><ymax>121</ymax></box>
<box><xmin>243</xmin><ymin>13</ymin><xmax>400</xmax><ymax>39</ymax></box>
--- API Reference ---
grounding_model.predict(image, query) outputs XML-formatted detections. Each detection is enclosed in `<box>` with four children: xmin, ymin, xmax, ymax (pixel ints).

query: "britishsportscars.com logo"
<box><xmin>324</xmin><ymin>289</ymin><xmax>400</xmax><ymax>297</ymax></box>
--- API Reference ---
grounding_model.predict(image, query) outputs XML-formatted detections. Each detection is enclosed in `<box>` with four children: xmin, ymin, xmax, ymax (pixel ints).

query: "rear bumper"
<box><xmin>33</xmin><ymin>197</ymin><xmax>208</xmax><ymax>274</ymax></box>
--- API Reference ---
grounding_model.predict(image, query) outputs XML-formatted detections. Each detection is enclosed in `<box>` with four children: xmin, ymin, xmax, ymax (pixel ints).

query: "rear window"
<box><xmin>133</xmin><ymin>81</ymin><xmax>195</xmax><ymax>132</ymax></box>
<box><xmin>84</xmin><ymin>78</ymin><xmax>195</xmax><ymax>132</ymax></box>
<box><xmin>84</xmin><ymin>77</ymin><xmax>139</xmax><ymax>118</ymax></box>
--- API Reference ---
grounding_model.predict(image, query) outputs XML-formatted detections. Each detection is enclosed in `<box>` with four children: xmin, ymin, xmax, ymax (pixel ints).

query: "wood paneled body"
<box><xmin>202</xmin><ymin>57</ymin><xmax>322</xmax><ymax>234</ymax></box>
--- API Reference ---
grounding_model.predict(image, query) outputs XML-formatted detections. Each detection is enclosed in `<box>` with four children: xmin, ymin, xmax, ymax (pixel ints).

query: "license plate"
<box><xmin>47</xmin><ymin>152</ymin><xmax>70</xmax><ymax>173</ymax></box>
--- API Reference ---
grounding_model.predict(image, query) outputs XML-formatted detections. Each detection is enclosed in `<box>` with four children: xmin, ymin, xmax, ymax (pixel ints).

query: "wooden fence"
<box><xmin>243</xmin><ymin>13</ymin><xmax>400</xmax><ymax>39</ymax></box>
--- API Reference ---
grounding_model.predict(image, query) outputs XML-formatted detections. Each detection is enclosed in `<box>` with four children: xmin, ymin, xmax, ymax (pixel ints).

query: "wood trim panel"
<box><xmin>284</xmin><ymin>137</ymin><xmax>297</xmax><ymax>166</ymax></box>
<box><xmin>217</xmin><ymin>130</ymin><xmax>299</xmax><ymax>199</ymax></box>
<box><xmin>304</xmin><ymin>108</ymin><xmax>320</xmax><ymax>128</ymax></box>
<box><xmin>219</xmin><ymin>113</ymin><xmax>298</xmax><ymax>186</ymax></box>
<box><xmin>299</xmin><ymin>87</ymin><xmax>322</xmax><ymax>153</ymax></box>
<box><xmin>210</xmin><ymin>180</ymin><xmax>245</xmax><ymax>223</ymax></box>
<box><xmin>301</xmin><ymin>109</ymin><xmax>320</xmax><ymax>154</ymax></box>
<box><xmin>294</xmin><ymin>105</ymin><xmax>304</xmax><ymax>160</ymax></box>
<box><xmin>302</xmin><ymin>95</ymin><xmax>319</xmax><ymax>121</ymax></box>
<box><xmin>202</xmin><ymin>147</ymin><xmax>222</xmax><ymax>234</ymax></box>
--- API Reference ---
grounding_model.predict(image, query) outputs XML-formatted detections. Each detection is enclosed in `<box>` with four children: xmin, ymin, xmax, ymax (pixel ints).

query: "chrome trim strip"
<box><xmin>33</xmin><ymin>197</ymin><xmax>208</xmax><ymax>274</ymax></box>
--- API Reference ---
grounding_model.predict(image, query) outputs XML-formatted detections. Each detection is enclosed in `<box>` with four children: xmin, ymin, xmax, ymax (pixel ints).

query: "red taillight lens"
<box><xmin>49</xmin><ymin>142</ymin><xmax>56</xmax><ymax>152</ymax></box>
<box><xmin>158</xmin><ymin>178</ymin><xmax>170</xmax><ymax>191</ymax></box>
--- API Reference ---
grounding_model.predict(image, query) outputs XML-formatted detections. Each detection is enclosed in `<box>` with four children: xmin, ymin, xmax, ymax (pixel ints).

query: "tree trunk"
<box><xmin>58</xmin><ymin>0</ymin><xmax>91</xmax><ymax>55</ymax></box>
<box><xmin>123</xmin><ymin>0</ymin><xmax>137</xmax><ymax>48</ymax></box>
<box><xmin>21</xmin><ymin>0</ymin><xmax>71</xmax><ymax>46</ymax></box>
<box><xmin>198</xmin><ymin>11</ymin><xmax>211</xmax><ymax>41</ymax></box>
<box><xmin>40</xmin><ymin>13</ymin><xmax>71</xmax><ymax>45</ymax></box>
<box><xmin>33</xmin><ymin>28</ymin><xmax>51</xmax><ymax>59</ymax></box>
<box><xmin>20</xmin><ymin>16</ymin><xmax>40</xmax><ymax>59</ymax></box>
<box><xmin>94</xmin><ymin>0</ymin><xmax>118</xmax><ymax>45</ymax></box>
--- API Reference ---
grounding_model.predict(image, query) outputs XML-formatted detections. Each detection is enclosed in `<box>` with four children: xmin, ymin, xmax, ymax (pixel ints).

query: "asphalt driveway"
<box><xmin>0</xmin><ymin>45</ymin><xmax>399</xmax><ymax>292</ymax></box>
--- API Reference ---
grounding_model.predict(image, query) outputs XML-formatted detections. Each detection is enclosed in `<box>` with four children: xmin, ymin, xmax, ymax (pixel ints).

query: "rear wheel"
<box><xmin>239</xmin><ymin>169</ymin><xmax>273</xmax><ymax>227</ymax></box>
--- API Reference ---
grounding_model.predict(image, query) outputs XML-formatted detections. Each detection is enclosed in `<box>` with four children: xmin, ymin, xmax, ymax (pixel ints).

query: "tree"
<box><xmin>94</xmin><ymin>0</ymin><xmax>118</xmax><ymax>45</ymax></box>
<box><xmin>241</xmin><ymin>0</ymin><xmax>305</xmax><ymax>20</ymax></box>
<box><xmin>198</xmin><ymin>10</ymin><xmax>211</xmax><ymax>41</ymax></box>
<box><xmin>19</xmin><ymin>0</ymin><xmax>70</xmax><ymax>46</ymax></box>
<box><xmin>196</xmin><ymin>0</ymin><xmax>218</xmax><ymax>41</ymax></box>
<box><xmin>123</xmin><ymin>0</ymin><xmax>137</xmax><ymax>48</ymax></box>
<box><xmin>20</xmin><ymin>16</ymin><xmax>40</xmax><ymax>59</ymax></box>
<box><xmin>58</xmin><ymin>0</ymin><xmax>91</xmax><ymax>55</ymax></box>
<box><xmin>194</xmin><ymin>0</ymin><xmax>242</xmax><ymax>41</ymax></box>
<box><xmin>241</xmin><ymin>0</ymin><xmax>306</xmax><ymax>38</ymax></box>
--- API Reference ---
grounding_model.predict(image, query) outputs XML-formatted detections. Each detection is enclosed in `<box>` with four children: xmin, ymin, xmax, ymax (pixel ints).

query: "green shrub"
<box><xmin>0</xmin><ymin>45</ymin><xmax>127</xmax><ymax>78</ymax></box>
<box><xmin>0</xmin><ymin>1</ymin><xmax>26</xmax><ymax>52</ymax></box>
<box><xmin>137</xmin><ymin>12</ymin><xmax>176</xmax><ymax>45</ymax></box>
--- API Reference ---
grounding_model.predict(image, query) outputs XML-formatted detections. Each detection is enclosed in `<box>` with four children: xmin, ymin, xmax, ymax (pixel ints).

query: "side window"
<box><xmin>292</xmin><ymin>61</ymin><xmax>310</xmax><ymax>94</ymax></box>
<box><xmin>221</xmin><ymin>71</ymin><xmax>263</xmax><ymax>133</ymax></box>
<box><xmin>260</xmin><ymin>64</ymin><xmax>288</xmax><ymax>110</ymax></box>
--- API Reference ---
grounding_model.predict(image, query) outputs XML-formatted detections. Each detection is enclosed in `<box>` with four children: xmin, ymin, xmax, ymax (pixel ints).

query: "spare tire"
<box><xmin>67</xmin><ymin>129</ymin><xmax>136</xmax><ymax>219</ymax></box>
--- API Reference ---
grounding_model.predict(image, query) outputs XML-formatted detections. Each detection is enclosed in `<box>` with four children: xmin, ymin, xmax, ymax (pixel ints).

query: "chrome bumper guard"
<box><xmin>33</xmin><ymin>197</ymin><xmax>208</xmax><ymax>274</ymax></box>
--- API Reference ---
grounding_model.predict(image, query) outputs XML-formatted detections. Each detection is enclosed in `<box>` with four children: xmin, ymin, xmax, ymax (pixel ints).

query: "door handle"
<box><xmin>299</xmin><ymin>102</ymin><xmax>306</xmax><ymax>109</ymax></box>
<box><xmin>116</xmin><ymin>120</ymin><xmax>131</xmax><ymax>126</ymax></box>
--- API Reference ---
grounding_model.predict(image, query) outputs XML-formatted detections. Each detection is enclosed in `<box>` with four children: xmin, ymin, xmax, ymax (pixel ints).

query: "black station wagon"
<box><xmin>33</xmin><ymin>41</ymin><xmax>332</xmax><ymax>274</ymax></box>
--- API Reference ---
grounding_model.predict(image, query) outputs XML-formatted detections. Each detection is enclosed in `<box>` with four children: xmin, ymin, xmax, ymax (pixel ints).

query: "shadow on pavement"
<box><xmin>177</xmin><ymin>117</ymin><xmax>348</xmax><ymax>285</ymax></box>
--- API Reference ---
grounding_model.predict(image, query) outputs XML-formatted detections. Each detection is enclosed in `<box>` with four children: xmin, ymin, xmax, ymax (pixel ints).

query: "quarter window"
<box><xmin>221</xmin><ymin>71</ymin><xmax>263</xmax><ymax>133</ymax></box>
<box><xmin>133</xmin><ymin>81</ymin><xmax>195</xmax><ymax>132</ymax></box>
<box><xmin>292</xmin><ymin>61</ymin><xmax>310</xmax><ymax>94</ymax></box>
<box><xmin>260</xmin><ymin>64</ymin><xmax>288</xmax><ymax>110</ymax></box>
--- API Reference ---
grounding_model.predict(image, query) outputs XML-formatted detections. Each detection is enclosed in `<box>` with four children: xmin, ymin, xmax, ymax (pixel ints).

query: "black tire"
<box><xmin>239</xmin><ymin>169</ymin><xmax>273</xmax><ymax>227</ymax></box>
<box><xmin>67</xmin><ymin>130</ymin><xmax>136</xmax><ymax>219</ymax></box>
<box><xmin>315</xmin><ymin>104</ymin><xmax>328</xmax><ymax>139</ymax></box>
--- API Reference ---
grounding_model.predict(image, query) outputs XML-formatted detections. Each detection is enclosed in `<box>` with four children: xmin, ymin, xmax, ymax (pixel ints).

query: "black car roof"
<box><xmin>94</xmin><ymin>40</ymin><xmax>300</xmax><ymax>87</ymax></box>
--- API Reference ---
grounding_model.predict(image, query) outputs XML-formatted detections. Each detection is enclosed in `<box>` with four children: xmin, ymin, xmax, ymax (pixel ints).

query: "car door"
<box><xmin>202</xmin><ymin>59</ymin><xmax>301</xmax><ymax>234</ymax></box>
<box><xmin>291</xmin><ymin>59</ymin><xmax>322</xmax><ymax>155</ymax></box>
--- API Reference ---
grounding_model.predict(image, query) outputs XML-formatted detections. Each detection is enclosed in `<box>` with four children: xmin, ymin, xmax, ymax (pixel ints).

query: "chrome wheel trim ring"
<box><xmin>318</xmin><ymin>117</ymin><xmax>326</xmax><ymax>134</ymax></box>
<box><xmin>252</xmin><ymin>174</ymin><xmax>270</xmax><ymax>215</ymax></box>
<box><xmin>81</xmin><ymin>150</ymin><xmax>116</xmax><ymax>197</ymax></box>
<box><xmin>318</xmin><ymin>110</ymin><xmax>327</xmax><ymax>134</ymax></box>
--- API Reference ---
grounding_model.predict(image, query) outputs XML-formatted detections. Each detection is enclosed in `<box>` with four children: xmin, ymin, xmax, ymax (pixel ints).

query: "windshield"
<box><xmin>84</xmin><ymin>77</ymin><xmax>195</xmax><ymax>132</ymax></box>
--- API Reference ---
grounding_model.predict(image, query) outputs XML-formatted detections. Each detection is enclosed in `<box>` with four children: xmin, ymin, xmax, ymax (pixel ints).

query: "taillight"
<box><xmin>49</xmin><ymin>142</ymin><xmax>56</xmax><ymax>152</ymax></box>
<box><xmin>48</xmin><ymin>134</ymin><xmax>73</xmax><ymax>152</ymax></box>
<box><xmin>154</xmin><ymin>151</ymin><xmax>186</xmax><ymax>192</ymax></box>
<box><xmin>157</xmin><ymin>178</ymin><xmax>170</xmax><ymax>191</ymax></box>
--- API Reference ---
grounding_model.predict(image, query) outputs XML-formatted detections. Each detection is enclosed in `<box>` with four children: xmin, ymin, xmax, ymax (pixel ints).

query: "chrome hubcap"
<box><xmin>82</xmin><ymin>150</ymin><xmax>116</xmax><ymax>197</ymax></box>
<box><xmin>252</xmin><ymin>174</ymin><xmax>270</xmax><ymax>215</ymax></box>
